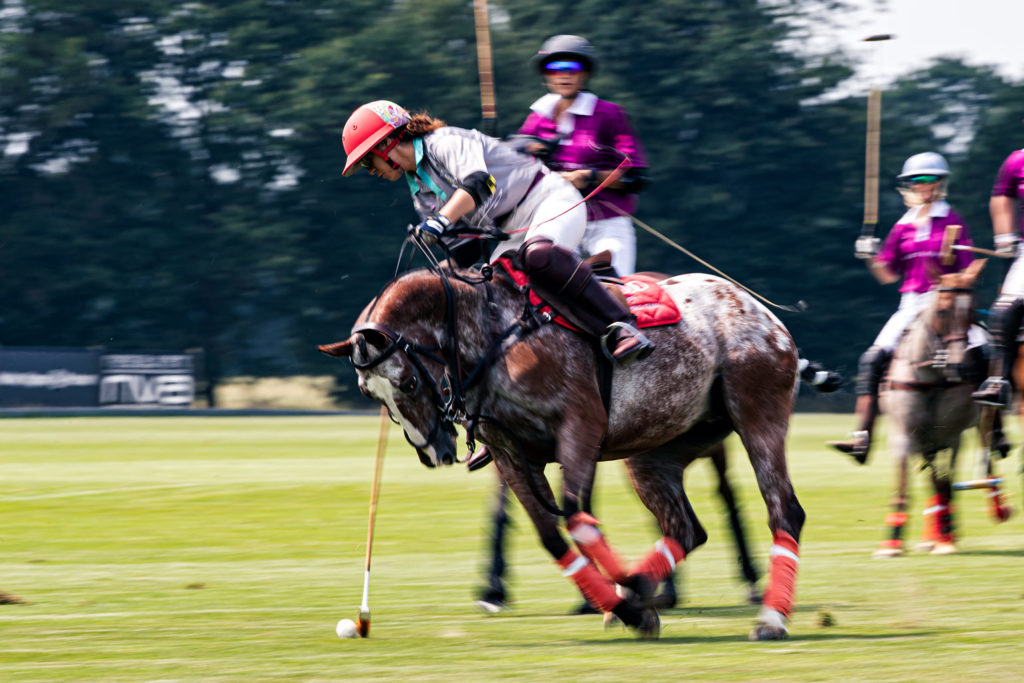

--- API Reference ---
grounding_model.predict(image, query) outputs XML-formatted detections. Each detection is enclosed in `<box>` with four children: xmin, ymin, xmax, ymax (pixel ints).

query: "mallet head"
<box><xmin>357</xmin><ymin>610</ymin><xmax>370</xmax><ymax>637</ymax></box>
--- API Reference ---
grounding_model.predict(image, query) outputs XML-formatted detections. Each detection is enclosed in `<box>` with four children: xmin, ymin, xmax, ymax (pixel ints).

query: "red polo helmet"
<box><xmin>341</xmin><ymin>100</ymin><xmax>411</xmax><ymax>176</ymax></box>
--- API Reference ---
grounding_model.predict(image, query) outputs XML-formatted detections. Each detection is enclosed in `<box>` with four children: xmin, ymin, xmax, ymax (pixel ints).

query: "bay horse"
<box><xmin>320</xmin><ymin>265</ymin><xmax>804</xmax><ymax>640</ymax></box>
<box><xmin>876</xmin><ymin>259</ymin><xmax>991</xmax><ymax>556</ymax></box>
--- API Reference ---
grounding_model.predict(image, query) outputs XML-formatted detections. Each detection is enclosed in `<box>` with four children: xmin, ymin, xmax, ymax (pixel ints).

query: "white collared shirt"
<box><xmin>528</xmin><ymin>92</ymin><xmax>599</xmax><ymax>136</ymax></box>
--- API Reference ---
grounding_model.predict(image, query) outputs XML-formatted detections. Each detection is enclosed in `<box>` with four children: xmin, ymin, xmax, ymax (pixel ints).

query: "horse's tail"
<box><xmin>798</xmin><ymin>358</ymin><xmax>844</xmax><ymax>393</ymax></box>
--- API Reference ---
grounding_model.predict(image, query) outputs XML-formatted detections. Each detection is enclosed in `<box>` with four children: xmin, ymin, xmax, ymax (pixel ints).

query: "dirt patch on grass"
<box><xmin>214</xmin><ymin>376</ymin><xmax>338</xmax><ymax>410</ymax></box>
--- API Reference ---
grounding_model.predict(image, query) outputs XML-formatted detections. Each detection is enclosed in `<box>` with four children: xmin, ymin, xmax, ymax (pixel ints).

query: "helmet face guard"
<box><xmin>342</xmin><ymin>100</ymin><xmax>410</xmax><ymax>176</ymax></box>
<box><xmin>896</xmin><ymin>152</ymin><xmax>950</xmax><ymax>206</ymax></box>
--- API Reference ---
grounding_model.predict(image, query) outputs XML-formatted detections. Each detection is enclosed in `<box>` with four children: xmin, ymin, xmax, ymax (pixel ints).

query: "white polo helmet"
<box><xmin>897</xmin><ymin>152</ymin><xmax>950</xmax><ymax>180</ymax></box>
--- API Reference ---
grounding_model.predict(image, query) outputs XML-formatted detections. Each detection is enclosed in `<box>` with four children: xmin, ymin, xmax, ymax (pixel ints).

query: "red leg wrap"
<box><xmin>629</xmin><ymin>538</ymin><xmax>685</xmax><ymax>584</ymax></box>
<box><xmin>556</xmin><ymin>549</ymin><xmax>622</xmax><ymax>613</ymax></box>
<box><xmin>988</xmin><ymin>485</ymin><xmax>1012</xmax><ymax>523</ymax></box>
<box><xmin>921</xmin><ymin>495</ymin><xmax>940</xmax><ymax>542</ymax></box>
<box><xmin>567</xmin><ymin>512</ymin><xmax>629</xmax><ymax>584</ymax></box>
<box><xmin>761</xmin><ymin>530</ymin><xmax>800</xmax><ymax>618</ymax></box>
<box><xmin>883</xmin><ymin>511</ymin><xmax>906</xmax><ymax>546</ymax></box>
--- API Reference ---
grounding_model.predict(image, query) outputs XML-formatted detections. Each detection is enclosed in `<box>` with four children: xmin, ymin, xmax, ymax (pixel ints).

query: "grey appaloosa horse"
<box><xmin>321</xmin><ymin>265</ymin><xmax>805</xmax><ymax>640</ymax></box>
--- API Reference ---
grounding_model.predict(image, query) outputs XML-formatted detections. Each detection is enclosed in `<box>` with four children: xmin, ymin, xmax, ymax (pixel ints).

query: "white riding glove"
<box><xmin>854</xmin><ymin>236</ymin><xmax>880</xmax><ymax>260</ymax></box>
<box><xmin>414</xmin><ymin>214</ymin><xmax>451</xmax><ymax>246</ymax></box>
<box><xmin>994</xmin><ymin>232</ymin><xmax>1020</xmax><ymax>256</ymax></box>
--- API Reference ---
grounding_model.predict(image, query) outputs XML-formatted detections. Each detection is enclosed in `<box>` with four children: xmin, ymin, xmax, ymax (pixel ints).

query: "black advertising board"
<box><xmin>0</xmin><ymin>348</ymin><xmax>101</xmax><ymax>407</ymax></box>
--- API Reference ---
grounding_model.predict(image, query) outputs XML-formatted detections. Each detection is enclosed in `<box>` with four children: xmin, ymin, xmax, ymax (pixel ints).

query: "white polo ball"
<box><xmin>336</xmin><ymin>618</ymin><xmax>359</xmax><ymax>639</ymax></box>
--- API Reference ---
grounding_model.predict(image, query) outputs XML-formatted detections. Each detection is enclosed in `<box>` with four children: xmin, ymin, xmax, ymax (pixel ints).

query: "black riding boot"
<box><xmin>519</xmin><ymin>237</ymin><xmax>654</xmax><ymax>364</ymax></box>
<box><xmin>828</xmin><ymin>346</ymin><xmax>891</xmax><ymax>464</ymax></box>
<box><xmin>973</xmin><ymin>298</ymin><xmax>1024</xmax><ymax>407</ymax></box>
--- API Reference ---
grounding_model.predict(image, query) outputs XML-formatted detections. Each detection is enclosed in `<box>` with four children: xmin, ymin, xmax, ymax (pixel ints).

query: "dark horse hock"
<box><xmin>321</xmin><ymin>266</ymin><xmax>805</xmax><ymax>640</ymax></box>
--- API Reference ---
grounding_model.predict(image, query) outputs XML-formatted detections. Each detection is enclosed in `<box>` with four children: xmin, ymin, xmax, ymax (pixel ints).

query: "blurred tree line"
<box><xmin>1</xmin><ymin>0</ymin><xmax>1021</xmax><ymax>405</ymax></box>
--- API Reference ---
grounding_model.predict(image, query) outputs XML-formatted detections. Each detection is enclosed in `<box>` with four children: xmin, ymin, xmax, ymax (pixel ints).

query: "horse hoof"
<box><xmin>572</xmin><ymin>599</ymin><xmax>601</xmax><ymax>616</ymax></box>
<box><xmin>872</xmin><ymin>546</ymin><xmax>904</xmax><ymax>559</ymax></box>
<box><xmin>602</xmin><ymin>611</ymin><xmax>622</xmax><ymax>629</ymax></box>
<box><xmin>621</xmin><ymin>574</ymin><xmax>657</xmax><ymax>607</ymax></box>
<box><xmin>635</xmin><ymin>608</ymin><xmax>661</xmax><ymax>640</ymax></box>
<box><xmin>476</xmin><ymin>598</ymin><xmax>507</xmax><ymax>614</ymax></box>
<box><xmin>914</xmin><ymin>540</ymin><xmax>936</xmax><ymax>553</ymax></box>
<box><xmin>749</xmin><ymin>623</ymin><xmax>789</xmax><ymax>641</ymax></box>
<box><xmin>749</xmin><ymin>607</ymin><xmax>789</xmax><ymax>641</ymax></box>
<box><xmin>931</xmin><ymin>541</ymin><xmax>957</xmax><ymax>555</ymax></box>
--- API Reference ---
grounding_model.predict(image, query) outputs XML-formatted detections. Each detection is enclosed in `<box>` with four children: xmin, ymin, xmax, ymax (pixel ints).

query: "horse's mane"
<box><xmin>363</xmin><ymin>265</ymin><xmax>519</xmax><ymax>326</ymax></box>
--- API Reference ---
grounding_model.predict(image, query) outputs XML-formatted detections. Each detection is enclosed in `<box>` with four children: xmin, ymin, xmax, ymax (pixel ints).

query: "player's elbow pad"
<box><xmin>458</xmin><ymin>171</ymin><xmax>496</xmax><ymax>207</ymax></box>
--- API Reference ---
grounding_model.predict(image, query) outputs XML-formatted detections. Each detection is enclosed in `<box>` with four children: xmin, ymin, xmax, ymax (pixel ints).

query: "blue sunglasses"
<box><xmin>543</xmin><ymin>60</ymin><xmax>584</xmax><ymax>73</ymax></box>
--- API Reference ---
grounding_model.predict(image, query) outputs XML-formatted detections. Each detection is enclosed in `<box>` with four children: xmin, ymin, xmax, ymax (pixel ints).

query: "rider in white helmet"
<box><xmin>829</xmin><ymin>152</ymin><xmax>982</xmax><ymax>462</ymax></box>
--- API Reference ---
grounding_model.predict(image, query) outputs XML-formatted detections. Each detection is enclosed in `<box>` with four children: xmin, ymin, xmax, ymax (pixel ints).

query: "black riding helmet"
<box><xmin>533</xmin><ymin>34</ymin><xmax>597</xmax><ymax>74</ymax></box>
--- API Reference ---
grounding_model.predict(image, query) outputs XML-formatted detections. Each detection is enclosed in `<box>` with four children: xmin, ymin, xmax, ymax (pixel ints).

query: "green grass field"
<box><xmin>2</xmin><ymin>413</ymin><xmax>1023</xmax><ymax>681</ymax></box>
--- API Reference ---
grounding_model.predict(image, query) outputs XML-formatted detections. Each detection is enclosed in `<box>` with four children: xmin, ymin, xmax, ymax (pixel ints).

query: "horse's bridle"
<box><xmin>350</xmin><ymin>320</ymin><xmax>460</xmax><ymax>452</ymax></box>
<box><xmin>890</xmin><ymin>284</ymin><xmax>975</xmax><ymax>391</ymax></box>
<box><xmin>351</xmin><ymin>264</ymin><xmax>548</xmax><ymax>466</ymax></box>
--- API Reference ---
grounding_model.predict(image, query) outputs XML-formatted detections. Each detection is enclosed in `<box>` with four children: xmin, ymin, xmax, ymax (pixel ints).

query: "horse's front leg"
<box><xmin>490</xmin><ymin>447</ymin><xmax>657</xmax><ymax>637</ymax></box>
<box><xmin>556</xmin><ymin>404</ymin><xmax>633</xmax><ymax>589</ymax></box>
<box><xmin>876</xmin><ymin>422</ymin><xmax>912</xmax><ymax>558</ymax></box>
<box><xmin>927</xmin><ymin>444</ymin><xmax>958</xmax><ymax>555</ymax></box>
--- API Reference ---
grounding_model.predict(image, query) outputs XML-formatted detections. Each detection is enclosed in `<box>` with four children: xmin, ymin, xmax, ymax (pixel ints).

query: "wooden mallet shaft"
<box><xmin>939</xmin><ymin>224</ymin><xmax>961</xmax><ymax>266</ymax></box>
<box><xmin>357</xmin><ymin>405</ymin><xmax>389</xmax><ymax>637</ymax></box>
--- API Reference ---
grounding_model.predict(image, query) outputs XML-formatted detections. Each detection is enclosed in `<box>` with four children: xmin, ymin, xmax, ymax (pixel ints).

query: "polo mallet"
<box><xmin>859</xmin><ymin>35</ymin><xmax>892</xmax><ymax>251</ymax></box>
<box><xmin>953</xmin><ymin>477</ymin><xmax>1004</xmax><ymax>491</ymax></box>
<box><xmin>861</xmin><ymin>85</ymin><xmax>882</xmax><ymax>244</ymax></box>
<box><xmin>951</xmin><ymin>244</ymin><xmax>1015</xmax><ymax>259</ymax></box>
<box><xmin>357</xmin><ymin>405</ymin><xmax>389</xmax><ymax>637</ymax></box>
<box><xmin>473</xmin><ymin>0</ymin><xmax>498</xmax><ymax>137</ymax></box>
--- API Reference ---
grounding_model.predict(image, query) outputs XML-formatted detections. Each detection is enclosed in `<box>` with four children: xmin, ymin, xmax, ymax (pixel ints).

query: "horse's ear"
<box><xmin>318</xmin><ymin>339</ymin><xmax>353</xmax><ymax>358</ymax></box>
<box><xmin>964</xmin><ymin>257</ymin><xmax>988</xmax><ymax>282</ymax></box>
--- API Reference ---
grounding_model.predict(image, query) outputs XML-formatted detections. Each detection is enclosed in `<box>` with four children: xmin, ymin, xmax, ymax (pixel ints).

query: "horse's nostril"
<box><xmin>440</xmin><ymin>453</ymin><xmax>455</xmax><ymax>466</ymax></box>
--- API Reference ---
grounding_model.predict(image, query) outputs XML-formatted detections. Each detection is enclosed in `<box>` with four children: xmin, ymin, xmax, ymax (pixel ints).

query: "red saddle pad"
<box><xmin>496</xmin><ymin>258</ymin><xmax>681</xmax><ymax>330</ymax></box>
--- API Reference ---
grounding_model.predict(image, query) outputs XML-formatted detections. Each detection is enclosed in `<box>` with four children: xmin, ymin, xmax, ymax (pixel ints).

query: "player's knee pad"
<box><xmin>857</xmin><ymin>345</ymin><xmax>891</xmax><ymax>396</ymax></box>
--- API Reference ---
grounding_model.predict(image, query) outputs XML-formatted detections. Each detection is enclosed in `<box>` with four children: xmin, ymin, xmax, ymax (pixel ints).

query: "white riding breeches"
<box><xmin>490</xmin><ymin>173</ymin><xmax>587</xmax><ymax>262</ymax></box>
<box><xmin>998</xmin><ymin>243</ymin><xmax>1024</xmax><ymax>300</ymax></box>
<box><xmin>874</xmin><ymin>291</ymin><xmax>986</xmax><ymax>351</ymax></box>
<box><xmin>580</xmin><ymin>215</ymin><xmax>637</xmax><ymax>276</ymax></box>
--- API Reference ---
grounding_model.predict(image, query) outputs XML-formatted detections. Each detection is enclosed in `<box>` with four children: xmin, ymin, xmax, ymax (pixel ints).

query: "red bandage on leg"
<box><xmin>988</xmin><ymin>485</ymin><xmax>1012</xmax><ymax>523</ymax></box>
<box><xmin>567</xmin><ymin>512</ymin><xmax>629</xmax><ymax>584</ymax></box>
<box><xmin>630</xmin><ymin>537</ymin><xmax>685</xmax><ymax>584</ymax></box>
<box><xmin>921</xmin><ymin>495</ymin><xmax>941</xmax><ymax>543</ymax></box>
<box><xmin>761</xmin><ymin>530</ymin><xmax>800</xmax><ymax>618</ymax></box>
<box><xmin>556</xmin><ymin>549</ymin><xmax>622</xmax><ymax>613</ymax></box>
<box><xmin>881</xmin><ymin>511</ymin><xmax>907</xmax><ymax>549</ymax></box>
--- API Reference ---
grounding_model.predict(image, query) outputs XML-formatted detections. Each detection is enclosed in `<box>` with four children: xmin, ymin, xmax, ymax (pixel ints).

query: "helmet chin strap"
<box><xmin>371</xmin><ymin>135</ymin><xmax>405</xmax><ymax>171</ymax></box>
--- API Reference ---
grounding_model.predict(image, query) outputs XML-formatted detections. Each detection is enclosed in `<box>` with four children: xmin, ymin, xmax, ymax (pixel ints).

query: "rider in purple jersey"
<box><xmin>511</xmin><ymin>35</ymin><xmax>648</xmax><ymax>276</ymax></box>
<box><xmin>973</xmin><ymin>149</ymin><xmax>1024</xmax><ymax>406</ymax></box>
<box><xmin>829</xmin><ymin>152</ymin><xmax>984</xmax><ymax>462</ymax></box>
